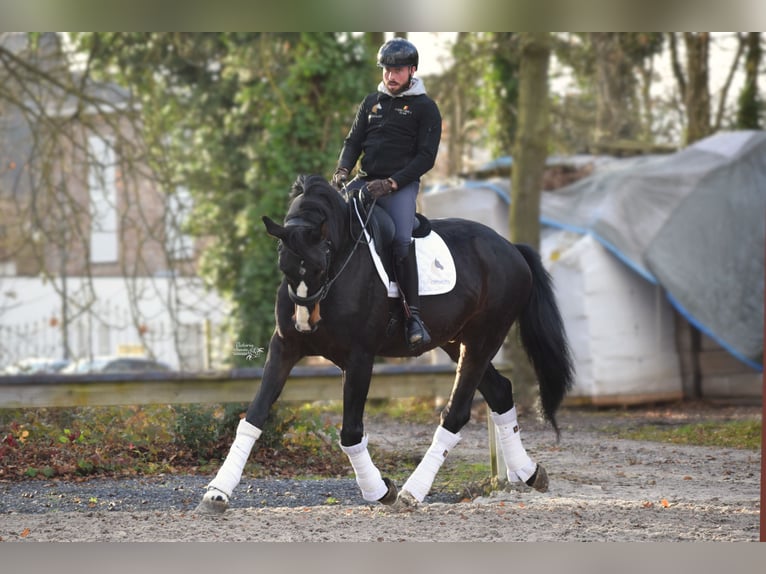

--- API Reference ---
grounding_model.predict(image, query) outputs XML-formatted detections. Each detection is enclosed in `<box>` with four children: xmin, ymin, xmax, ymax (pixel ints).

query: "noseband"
<box><xmin>287</xmin><ymin>278</ymin><xmax>330</xmax><ymax>307</ymax></box>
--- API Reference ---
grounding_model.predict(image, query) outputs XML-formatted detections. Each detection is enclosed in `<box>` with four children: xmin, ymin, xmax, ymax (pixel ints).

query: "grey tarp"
<box><xmin>541</xmin><ymin>130</ymin><xmax>765</xmax><ymax>371</ymax></box>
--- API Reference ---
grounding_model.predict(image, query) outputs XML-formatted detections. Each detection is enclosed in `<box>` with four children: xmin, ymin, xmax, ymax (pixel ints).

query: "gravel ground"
<box><xmin>0</xmin><ymin>401</ymin><xmax>761</xmax><ymax>542</ymax></box>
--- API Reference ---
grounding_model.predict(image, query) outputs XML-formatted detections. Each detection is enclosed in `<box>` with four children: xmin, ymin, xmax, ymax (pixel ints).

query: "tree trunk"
<box><xmin>736</xmin><ymin>32</ymin><xmax>762</xmax><ymax>129</ymax></box>
<box><xmin>510</xmin><ymin>32</ymin><xmax>549</xmax><ymax>247</ymax></box>
<box><xmin>684</xmin><ymin>32</ymin><xmax>711</xmax><ymax>144</ymax></box>
<box><xmin>713</xmin><ymin>33</ymin><xmax>746</xmax><ymax>131</ymax></box>
<box><xmin>507</xmin><ymin>33</ymin><xmax>551</xmax><ymax>410</ymax></box>
<box><xmin>446</xmin><ymin>32</ymin><xmax>469</xmax><ymax>176</ymax></box>
<box><xmin>590</xmin><ymin>33</ymin><xmax>639</xmax><ymax>142</ymax></box>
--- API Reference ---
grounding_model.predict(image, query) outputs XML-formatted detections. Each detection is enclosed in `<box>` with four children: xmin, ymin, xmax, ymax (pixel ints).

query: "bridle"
<box><xmin>283</xmin><ymin>186</ymin><xmax>376</xmax><ymax>311</ymax></box>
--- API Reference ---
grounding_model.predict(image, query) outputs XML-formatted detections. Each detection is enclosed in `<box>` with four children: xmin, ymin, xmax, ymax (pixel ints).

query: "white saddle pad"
<box><xmin>353</xmin><ymin>203</ymin><xmax>456</xmax><ymax>297</ymax></box>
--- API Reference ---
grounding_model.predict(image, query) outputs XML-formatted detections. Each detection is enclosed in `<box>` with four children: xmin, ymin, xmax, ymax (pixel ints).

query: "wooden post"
<box><xmin>487</xmin><ymin>406</ymin><xmax>499</xmax><ymax>479</ymax></box>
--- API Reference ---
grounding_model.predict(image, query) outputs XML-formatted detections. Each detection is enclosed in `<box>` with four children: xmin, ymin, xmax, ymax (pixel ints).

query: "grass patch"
<box><xmin>614</xmin><ymin>419</ymin><xmax>761</xmax><ymax>450</ymax></box>
<box><xmin>306</xmin><ymin>397</ymin><xmax>440</xmax><ymax>425</ymax></box>
<box><xmin>434</xmin><ymin>461</ymin><xmax>491</xmax><ymax>491</ymax></box>
<box><xmin>364</xmin><ymin>397</ymin><xmax>439</xmax><ymax>425</ymax></box>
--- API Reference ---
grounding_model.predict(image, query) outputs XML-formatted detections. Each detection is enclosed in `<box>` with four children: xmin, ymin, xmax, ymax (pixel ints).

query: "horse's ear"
<box><xmin>263</xmin><ymin>216</ymin><xmax>287</xmax><ymax>240</ymax></box>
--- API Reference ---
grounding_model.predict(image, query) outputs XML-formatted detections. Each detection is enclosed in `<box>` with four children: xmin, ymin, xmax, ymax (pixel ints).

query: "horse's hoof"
<box><xmin>194</xmin><ymin>488</ymin><xmax>230</xmax><ymax>515</ymax></box>
<box><xmin>525</xmin><ymin>464</ymin><xmax>549</xmax><ymax>493</ymax></box>
<box><xmin>377</xmin><ymin>477</ymin><xmax>398</xmax><ymax>506</ymax></box>
<box><xmin>389</xmin><ymin>490</ymin><xmax>419</xmax><ymax>512</ymax></box>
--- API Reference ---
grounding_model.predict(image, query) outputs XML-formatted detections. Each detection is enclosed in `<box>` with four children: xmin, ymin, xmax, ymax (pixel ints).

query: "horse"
<box><xmin>196</xmin><ymin>174</ymin><xmax>574</xmax><ymax>513</ymax></box>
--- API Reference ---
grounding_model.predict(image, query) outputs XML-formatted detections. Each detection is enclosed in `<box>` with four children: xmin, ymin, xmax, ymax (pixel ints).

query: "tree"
<box><xmin>69</xmin><ymin>33</ymin><xmax>373</xmax><ymax>362</ymax></box>
<box><xmin>428</xmin><ymin>32</ymin><xmax>490</xmax><ymax>176</ymax></box>
<box><xmin>507</xmin><ymin>32</ymin><xmax>551</xmax><ymax>406</ymax></box>
<box><xmin>670</xmin><ymin>32</ymin><xmax>712</xmax><ymax>144</ymax></box>
<box><xmin>483</xmin><ymin>33</ymin><xmax>520</xmax><ymax>158</ymax></box>
<box><xmin>736</xmin><ymin>32</ymin><xmax>762</xmax><ymax>129</ymax></box>
<box><xmin>510</xmin><ymin>32</ymin><xmax>550</xmax><ymax>247</ymax></box>
<box><xmin>552</xmin><ymin>33</ymin><xmax>664</xmax><ymax>152</ymax></box>
<box><xmin>590</xmin><ymin>33</ymin><xmax>641</xmax><ymax>142</ymax></box>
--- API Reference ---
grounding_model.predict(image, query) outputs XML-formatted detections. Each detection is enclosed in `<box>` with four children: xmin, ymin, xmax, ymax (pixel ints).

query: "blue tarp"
<box><xmin>540</xmin><ymin>131</ymin><xmax>766</xmax><ymax>371</ymax></box>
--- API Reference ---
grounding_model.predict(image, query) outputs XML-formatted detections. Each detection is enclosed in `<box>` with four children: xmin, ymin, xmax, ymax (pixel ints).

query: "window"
<box><xmin>88</xmin><ymin>135</ymin><xmax>118</xmax><ymax>263</ymax></box>
<box><xmin>166</xmin><ymin>185</ymin><xmax>195</xmax><ymax>260</ymax></box>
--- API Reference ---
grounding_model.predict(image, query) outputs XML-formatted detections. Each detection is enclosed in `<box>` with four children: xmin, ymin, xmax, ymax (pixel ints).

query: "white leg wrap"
<box><xmin>340</xmin><ymin>435</ymin><xmax>389</xmax><ymax>502</ymax></box>
<box><xmin>402</xmin><ymin>425</ymin><xmax>462</xmax><ymax>503</ymax></box>
<box><xmin>491</xmin><ymin>407</ymin><xmax>537</xmax><ymax>483</ymax></box>
<box><xmin>207</xmin><ymin>418</ymin><xmax>262</xmax><ymax>497</ymax></box>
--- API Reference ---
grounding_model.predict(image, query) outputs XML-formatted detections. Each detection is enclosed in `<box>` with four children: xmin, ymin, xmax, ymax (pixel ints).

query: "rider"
<box><xmin>332</xmin><ymin>37</ymin><xmax>442</xmax><ymax>351</ymax></box>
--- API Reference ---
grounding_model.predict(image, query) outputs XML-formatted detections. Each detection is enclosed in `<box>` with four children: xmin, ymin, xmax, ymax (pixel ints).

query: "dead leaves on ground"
<box><xmin>642</xmin><ymin>498</ymin><xmax>671</xmax><ymax>509</ymax></box>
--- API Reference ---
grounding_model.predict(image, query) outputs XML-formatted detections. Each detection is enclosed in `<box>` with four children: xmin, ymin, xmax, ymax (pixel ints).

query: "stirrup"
<box><xmin>406</xmin><ymin>313</ymin><xmax>431</xmax><ymax>349</ymax></box>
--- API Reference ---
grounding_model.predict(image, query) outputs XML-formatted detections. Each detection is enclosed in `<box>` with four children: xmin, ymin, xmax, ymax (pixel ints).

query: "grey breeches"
<box><xmin>347</xmin><ymin>178</ymin><xmax>419</xmax><ymax>262</ymax></box>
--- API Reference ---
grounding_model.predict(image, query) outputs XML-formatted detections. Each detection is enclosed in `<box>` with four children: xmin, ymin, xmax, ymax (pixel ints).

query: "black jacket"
<box><xmin>338</xmin><ymin>77</ymin><xmax>442</xmax><ymax>188</ymax></box>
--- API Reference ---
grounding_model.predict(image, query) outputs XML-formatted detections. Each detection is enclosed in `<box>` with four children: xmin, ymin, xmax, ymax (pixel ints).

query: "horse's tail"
<box><xmin>515</xmin><ymin>243</ymin><xmax>575</xmax><ymax>438</ymax></box>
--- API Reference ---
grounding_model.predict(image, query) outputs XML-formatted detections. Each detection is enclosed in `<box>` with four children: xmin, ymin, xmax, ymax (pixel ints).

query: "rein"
<box><xmin>286</xmin><ymin>186</ymin><xmax>376</xmax><ymax>308</ymax></box>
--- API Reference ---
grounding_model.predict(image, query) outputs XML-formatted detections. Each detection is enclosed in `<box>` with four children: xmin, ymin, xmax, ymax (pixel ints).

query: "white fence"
<box><xmin>0</xmin><ymin>276</ymin><xmax>228</xmax><ymax>371</ymax></box>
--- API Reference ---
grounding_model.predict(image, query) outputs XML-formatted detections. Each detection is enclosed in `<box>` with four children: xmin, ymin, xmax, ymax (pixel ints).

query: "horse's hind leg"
<box><xmin>478</xmin><ymin>364</ymin><xmax>548</xmax><ymax>492</ymax></box>
<box><xmin>439</xmin><ymin>342</ymin><xmax>548</xmax><ymax>493</ymax></box>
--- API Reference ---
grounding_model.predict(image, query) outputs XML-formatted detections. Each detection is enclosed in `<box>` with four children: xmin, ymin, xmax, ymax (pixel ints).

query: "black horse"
<box><xmin>197</xmin><ymin>174</ymin><xmax>574</xmax><ymax>513</ymax></box>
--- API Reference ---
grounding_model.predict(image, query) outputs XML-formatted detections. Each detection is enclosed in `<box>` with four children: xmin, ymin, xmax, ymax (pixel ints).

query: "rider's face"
<box><xmin>382</xmin><ymin>65</ymin><xmax>414</xmax><ymax>94</ymax></box>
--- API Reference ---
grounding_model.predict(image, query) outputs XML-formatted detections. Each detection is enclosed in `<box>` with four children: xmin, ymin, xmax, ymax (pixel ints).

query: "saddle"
<box><xmin>351</xmin><ymin>193</ymin><xmax>430</xmax><ymax>262</ymax></box>
<box><xmin>349</xmin><ymin>192</ymin><xmax>455</xmax><ymax>298</ymax></box>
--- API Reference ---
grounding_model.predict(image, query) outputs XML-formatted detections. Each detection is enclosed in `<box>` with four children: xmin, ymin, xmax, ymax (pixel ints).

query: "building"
<box><xmin>0</xmin><ymin>33</ymin><xmax>227</xmax><ymax>371</ymax></box>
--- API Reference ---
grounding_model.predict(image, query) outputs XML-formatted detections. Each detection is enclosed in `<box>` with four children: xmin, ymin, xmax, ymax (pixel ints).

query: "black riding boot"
<box><xmin>394</xmin><ymin>242</ymin><xmax>431</xmax><ymax>350</ymax></box>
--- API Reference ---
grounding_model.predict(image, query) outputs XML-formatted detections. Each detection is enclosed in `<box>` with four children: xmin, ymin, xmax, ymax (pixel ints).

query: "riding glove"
<box><xmin>366</xmin><ymin>178</ymin><xmax>395</xmax><ymax>199</ymax></box>
<box><xmin>332</xmin><ymin>167</ymin><xmax>349</xmax><ymax>189</ymax></box>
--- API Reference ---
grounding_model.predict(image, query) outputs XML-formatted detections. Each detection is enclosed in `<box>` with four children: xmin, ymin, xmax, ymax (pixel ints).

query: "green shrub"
<box><xmin>172</xmin><ymin>402</ymin><xmax>248</xmax><ymax>460</ymax></box>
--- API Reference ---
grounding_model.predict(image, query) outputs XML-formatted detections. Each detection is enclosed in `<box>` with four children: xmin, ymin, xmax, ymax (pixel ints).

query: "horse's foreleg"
<box><xmin>339</xmin><ymin>353</ymin><xmax>397</xmax><ymax>504</ymax></box>
<box><xmin>197</xmin><ymin>419</ymin><xmax>263</xmax><ymax>513</ymax></box>
<box><xmin>340</xmin><ymin>435</ymin><xmax>396</xmax><ymax>502</ymax></box>
<box><xmin>399</xmin><ymin>425</ymin><xmax>462</xmax><ymax>504</ymax></box>
<box><xmin>196</xmin><ymin>334</ymin><xmax>300</xmax><ymax>514</ymax></box>
<box><xmin>395</xmin><ymin>343</ymin><xmax>480</xmax><ymax>506</ymax></box>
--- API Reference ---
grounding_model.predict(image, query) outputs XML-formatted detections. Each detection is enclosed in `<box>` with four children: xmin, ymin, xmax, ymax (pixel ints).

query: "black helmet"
<box><xmin>376</xmin><ymin>38</ymin><xmax>419</xmax><ymax>68</ymax></box>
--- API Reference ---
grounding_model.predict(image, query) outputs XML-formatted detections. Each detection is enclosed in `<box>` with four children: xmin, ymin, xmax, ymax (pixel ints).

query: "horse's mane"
<box><xmin>288</xmin><ymin>174</ymin><xmax>347</xmax><ymax>248</ymax></box>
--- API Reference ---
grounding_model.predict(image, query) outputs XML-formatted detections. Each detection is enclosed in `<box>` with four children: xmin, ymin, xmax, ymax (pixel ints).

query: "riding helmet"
<box><xmin>376</xmin><ymin>38</ymin><xmax>419</xmax><ymax>68</ymax></box>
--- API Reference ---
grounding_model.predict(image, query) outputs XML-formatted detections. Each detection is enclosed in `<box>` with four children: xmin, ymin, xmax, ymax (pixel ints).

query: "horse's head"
<box><xmin>263</xmin><ymin>175</ymin><xmax>346</xmax><ymax>332</ymax></box>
